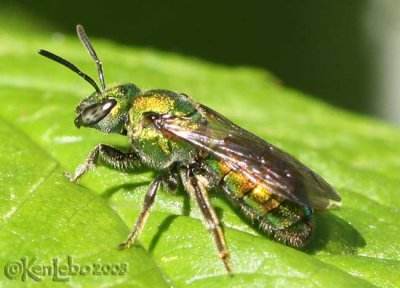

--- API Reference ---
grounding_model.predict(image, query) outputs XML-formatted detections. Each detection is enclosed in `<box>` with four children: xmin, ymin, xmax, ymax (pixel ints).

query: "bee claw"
<box><xmin>118</xmin><ymin>242</ymin><xmax>130</xmax><ymax>250</ymax></box>
<box><xmin>64</xmin><ymin>172</ymin><xmax>76</xmax><ymax>182</ymax></box>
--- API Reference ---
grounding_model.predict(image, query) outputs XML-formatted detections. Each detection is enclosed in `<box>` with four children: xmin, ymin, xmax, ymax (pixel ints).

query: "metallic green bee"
<box><xmin>38</xmin><ymin>25</ymin><xmax>341</xmax><ymax>273</ymax></box>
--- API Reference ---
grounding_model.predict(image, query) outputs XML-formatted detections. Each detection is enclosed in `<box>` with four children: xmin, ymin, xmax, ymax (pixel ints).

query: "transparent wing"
<box><xmin>155</xmin><ymin>105</ymin><xmax>341</xmax><ymax>209</ymax></box>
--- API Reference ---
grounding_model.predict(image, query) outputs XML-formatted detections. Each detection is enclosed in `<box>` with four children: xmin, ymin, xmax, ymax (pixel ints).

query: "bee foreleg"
<box><xmin>65</xmin><ymin>144</ymin><xmax>141</xmax><ymax>182</ymax></box>
<box><xmin>119</xmin><ymin>174</ymin><xmax>163</xmax><ymax>249</ymax></box>
<box><xmin>184</xmin><ymin>169</ymin><xmax>233</xmax><ymax>274</ymax></box>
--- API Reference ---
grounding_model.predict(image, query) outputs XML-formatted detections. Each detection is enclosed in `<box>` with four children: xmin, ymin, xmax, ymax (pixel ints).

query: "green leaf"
<box><xmin>0</xmin><ymin>118</ymin><xmax>169</xmax><ymax>287</ymax></box>
<box><xmin>1</xmin><ymin>20</ymin><xmax>399</xmax><ymax>287</ymax></box>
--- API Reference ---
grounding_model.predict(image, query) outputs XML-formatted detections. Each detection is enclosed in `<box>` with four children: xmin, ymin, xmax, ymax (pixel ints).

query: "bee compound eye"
<box><xmin>75</xmin><ymin>99</ymin><xmax>117</xmax><ymax>127</ymax></box>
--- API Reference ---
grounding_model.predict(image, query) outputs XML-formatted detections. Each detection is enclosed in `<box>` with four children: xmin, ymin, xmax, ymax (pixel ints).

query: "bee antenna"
<box><xmin>38</xmin><ymin>49</ymin><xmax>101</xmax><ymax>94</ymax></box>
<box><xmin>76</xmin><ymin>24</ymin><xmax>106</xmax><ymax>91</ymax></box>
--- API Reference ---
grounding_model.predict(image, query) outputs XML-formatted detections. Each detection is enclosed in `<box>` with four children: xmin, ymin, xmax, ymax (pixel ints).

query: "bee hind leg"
<box><xmin>182</xmin><ymin>168</ymin><xmax>233</xmax><ymax>274</ymax></box>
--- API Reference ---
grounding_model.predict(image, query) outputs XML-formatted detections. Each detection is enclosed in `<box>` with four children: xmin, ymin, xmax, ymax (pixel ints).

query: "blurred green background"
<box><xmin>1</xmin><ymin>0</ymin><xmax>399</xmax><ymax>125</ymax></box>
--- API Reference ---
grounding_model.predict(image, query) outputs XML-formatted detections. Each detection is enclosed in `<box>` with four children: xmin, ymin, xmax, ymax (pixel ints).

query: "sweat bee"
<box><xmin>38</xmin><ymin>25</ymin><xmax>341</xmax><ymax>273</ymax></box>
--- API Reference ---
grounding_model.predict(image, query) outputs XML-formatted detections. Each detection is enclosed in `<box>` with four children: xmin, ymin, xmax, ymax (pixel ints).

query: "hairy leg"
<box><xmin>182</xmin><ymin>168</ymin><xmax>232</xmax><ymax>274</ymax></box>
<box><xmin>66</xmin><ymin>144</ymin><xmax>141</xmax><ymax>182</ymax></box>
<box><xmin>119</xmin><ymin>174</ymin><xmax>164</xmax><ymax>249</ymax></box>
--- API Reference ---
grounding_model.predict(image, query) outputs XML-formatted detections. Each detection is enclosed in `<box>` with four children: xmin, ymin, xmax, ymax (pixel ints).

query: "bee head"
<box><xmin>74</xmin><ymin>84</ymin><xmax>140</xmax><ymax>133</ymax></box>
<box><xmin>38</xmin><ymin>24</ymin><xmax>140</xmax><ymax>134</ymax></box>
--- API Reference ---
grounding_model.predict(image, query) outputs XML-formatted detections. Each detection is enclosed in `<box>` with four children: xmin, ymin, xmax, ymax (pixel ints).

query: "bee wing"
<box><xmin>156</xmin><ymin>105</ymin><xmax>341</xmax><ymax>209</ymax></box>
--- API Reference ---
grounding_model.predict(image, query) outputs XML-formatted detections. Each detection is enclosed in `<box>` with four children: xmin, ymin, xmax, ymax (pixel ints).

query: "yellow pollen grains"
<box><xmin>110</xmin><ymin>103</ymin><xmax>120</xmax><ymax>117</ymax></box>
<box><xmin>134</xmin><ymin>94</ymin><xmax>175</xmax><ymax>115</ymax></box>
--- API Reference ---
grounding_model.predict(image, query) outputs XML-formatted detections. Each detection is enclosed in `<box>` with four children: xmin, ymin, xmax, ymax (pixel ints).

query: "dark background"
<box><xmin>3</xmin><ymin>1</ymin><xmax>374</xmax><ymax>120</ymax></box>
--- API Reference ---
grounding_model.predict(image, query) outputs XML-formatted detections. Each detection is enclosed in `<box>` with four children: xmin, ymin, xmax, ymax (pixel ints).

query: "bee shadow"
<box><xmin>102</xmin><ymin>181</ymin><xmax>364</xmax><ymax>255</ymax></box>
<box><xmin>215</xmin><ymin>194</ymin><xmax>365</xmax><ymax>255</ymax></box>
<box><xmin>100</xmin><ymin>181</ymin><xmax>150</xmax><ymax>199</ymax></box>
<box><xmin>148</xmin><ymin>189</ymin><xmax>192</xmax><ymax>253</ymax></box>
<box><xmin>148</xmin><ymin>215</ymin><xmax>179</xmax><ymax>253</ymax></box>
<box><xmin>101</xmin><ymin>180</ymin><xmax>192</xmax><ymax>253</ymax></box>
<box><xmin>303</xmin><ymin>212</ymin><xmax>366</xmax><ymax>254</ymax></box>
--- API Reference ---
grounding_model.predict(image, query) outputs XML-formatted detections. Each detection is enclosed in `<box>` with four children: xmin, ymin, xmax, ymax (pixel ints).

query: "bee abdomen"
<box><xmin>257</xmin><ymin>201</ymin><xmax>313</xmax><ymax>247</ymax></box>
<box><xmin>221</xmin><ymin>169</ymin><xmax>285</xmax><ymax>215</ymax></box>
<box><xmin>205</xmin><ymin>157</ymin><xmax>313</xmax><ymax>247</ymax></box>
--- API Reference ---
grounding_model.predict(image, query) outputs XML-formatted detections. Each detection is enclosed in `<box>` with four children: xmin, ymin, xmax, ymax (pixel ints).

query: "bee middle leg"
<box><xmin>119</xmin><ymin>166</ymin><xmax>179</xmax><ymax>249</ymax></box>
<box><xmin>119</xmin><ymin>174</ymin><xmax>164</xmax><ymax>249</ymax></box>
<box><xmin>182</xmin><ymin>168</ymin><xmax>233</xmax><ymax>274</ymax></box>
